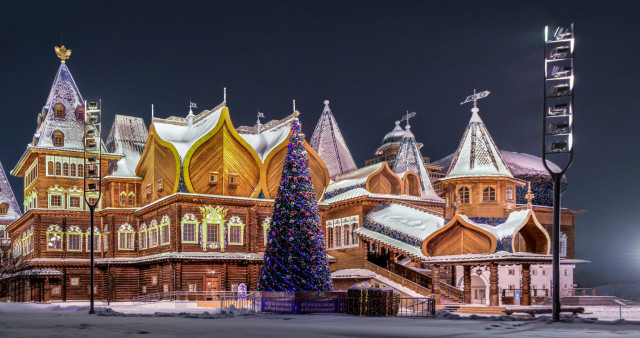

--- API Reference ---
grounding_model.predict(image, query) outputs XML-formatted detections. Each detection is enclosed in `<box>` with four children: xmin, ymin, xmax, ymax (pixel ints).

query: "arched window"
<box><xmin>119</xmin><ymin>193</ymin><xmax>127</xmax><ymax>206</ymax></box>
<box><xmin>343</xmin><ymin>224</ymin><xmax>350</xmax><ymax>247</ymax></box>
<box><xmin>458</xmin><ymin>186</ymin><xmax>470</xmax><ymax>204</ymax></box>
<box><xmin>506</xmin><ymin>186</ymin><xmax>514</xmax><ymax>200</ymax></box>
<box><xmin>0</xmin><ymin>204</ymin><xmax>7</xmax><ymax>215</ymax></box>
<box><xmin>55</xmin><ymin>162</ymin><xmax>62</xmax><ymax>176</ymax></box>
<box><xmin>63</xmin><ymin>163</ymin><xmax>69</xmax><ymax>176</ymax></box>
<box><xmin>78</xmin><ymin>164</ymin><xmax>83</xmax><ymax>177</ymax></box>
<box><xmin>483</xmin><ymin>187</ymin><xmax>496</xmax><ymax>201</ymax></box>
<box><xmin>75</xmin><ymin>106</ymin><xmax>85</xmax><ymax>122</ymax></box>
<box><xmin>70</xmin><ymin>163</ymin><xmax>76</xmax><ymax>177</ymax></box>
<box><xmin>128</xmin><ymin>193</ymin><xmax>135</xmax><ymax>207</ymax></box>
<box><xmin>54</xmin><ymin>103</ymin><xmax>65</xmax><ymax>119</ymax></box>
<box><xmin>48</xmin><ymin>161</ymin><xmax>53</xmax><ymax>175</ymax></box>
<box><xmin>53</xmin><ymin>131</ymin><xmax>64</xmax><ymax>147</ymax></box>
<box><xmin>334</xmin><ymin>226</ymin><xmax>342</xmax><ymax>248</ymax></box>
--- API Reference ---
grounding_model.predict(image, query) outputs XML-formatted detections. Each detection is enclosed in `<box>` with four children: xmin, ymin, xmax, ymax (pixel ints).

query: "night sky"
<box><xmin>1</xmin><ymin>1</ymin><xmax>638</xmax><ymax>286</ymax></box>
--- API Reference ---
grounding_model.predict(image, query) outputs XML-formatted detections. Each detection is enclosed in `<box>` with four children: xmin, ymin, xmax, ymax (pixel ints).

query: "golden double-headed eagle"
<box><xmin>54</xmin><ymin>45</ymin><xmax>72</xmax><ymax>63</ymax></box>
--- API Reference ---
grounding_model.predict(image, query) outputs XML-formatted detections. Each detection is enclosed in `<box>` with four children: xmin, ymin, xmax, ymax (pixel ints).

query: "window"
<box><xmin>188</xmin><ymin>284</ymin><xmax>197</xmax><ymax>292</ymax></box>
<box><xmin>71</xmin><ymin>278</ymin><xmax>79</xmax><ymax>286</ymax></box>
<box><xmin>564</xmin><ymin>269</ymin><xmax>569</xmax><ymax>276</ymax></box>
<box><xmin>160</xmin><ymin>216</ymin><xmax>170</xmax><ymax>245</ymax></box>
<box><xmin>103</xmin><ymin>233</ymin><xmax>109</xmax><ymax>252</ymax></box>
<box><xmin>55</xmin><ymin>162</ymin><xmax>62</xmax><ymax>176</ymax></box>
<box><xmin>151</xmin><ymin>275</ymin><xmax>158</xmax><ymax>285</ymax></box>
<box><xmin>262</xmin><ymin>217</ymin><xmax>271</xmax><ymax>246</ymax></box>
<box><xmin>181</xmin><ymin>214</ymin><xmax>198</xmax><ymax>243</ymax></box>
<box><xmin>67</xmin><ymin>226</ymin><xmax>83</xmax><ymax>251</ymax></box>
<box><xmin>532</xmin><ymin>269</ymin><xmax>537</xmax><ymax>275</ymax></box>
<box><xmin>120</xmin><ymin>193</ymin><xmax>127</xmax><ymax>206</ymax></box>
<box><xmin>51</xmin><ymin>195</ymin><xmax>62</xmax><ymax>207</ymax></box>
<box><xmin>76</xmin><ymin>106</ymin><xmax>85</xmax><ymax>122</ymax></box>
<box><xmin>508</xmin><ymin>269</ymin><xmax>516</xmax><ymax>275</ymax></box>
<box><xmin>506</xmin><ymin>186</ymin><xmax>514</xmax><ymax>200</ymax></box>
<box><xmin>206</xmin><ymin>224</ymin><xmax>219</xmax><ymax>243</ymax></box>
<box><xmin>227</xmin><ymin>216</ymin><xmax>245</xmax><ymax>245</ymax></box>
<box><xmin>542</xmin><ymin>269</ymin><xmax>547</xmax><ymax>276</ymax></box>
<box><xmin>334</xmin><ymin>226</ymin><xmax>342</xmax><ymax>247</ymax></box>
<box><xmin>139</xmin><ymin>225</ymin><xmax>148</xmax><ymax>250</ymax></box>
<box><xmin>63</xmin><ymin>163</ymin><xmax>69</xmax><ymax>176</ymax></box>
<box><xmin>69</xmin><ymin>196</ymin><xmax>80</xmax><ymax>208</ymax></box>
<box><xmin>326</xmin><ymin>221</ymin><xmax>333</xmax><ymax>249</ymax></box>
<box><xmin>70</xmin><ymin>163</ymin><xmax>77</xmax><ymax>177</ymax></box>
<box><xmin>209</xmin><ymin>172</ymin><xmax>218</xmax><ymax>185</ymax></box>
<box><xmin>54</xmin><ymin>103</ymin><xmax>65</xmax><ymax>119</ymax></box>
<box><xmin>118</xmin><ymin>223</ymin><xmax>134</xmax><ymax>250</ymax></box>
<box><xmin>483</xmin><ymin>187</ymin><xmax>496</xmax><ymax>201</ymax></box>
<box><xmin>142</xmin><ymin>286</ymin><xmax>147</xmax><ymax>294</ymax></box>
<box><xmin>0</xmin><ymin>204</ymin><xmax>6</xmax><ymax>215</ymax></box>
<box><xmin>157</xmin><ymin>179</ymin><xmax>164</xmax><ymax>192</ymax></box>
<box><xmin>128</xmin><ymin>193</ymin><xmax>135</xmax><ymax>207</ymax></box>
<box><xmin>458</xmin><ymin>186</ymin><xmax>470</xmax><ymax>204</ymax></box>
<box><xmin>149</xmin><ymin>221</ymin><xmax>158</xmax><ymax>247</ymax></box>
<box><xmin>343</xmin><ymin>224</ymin><xmax>350</xmax><ymax>247</ymax></box>
<box><xmin>52</xmin><ymin>286</ymin><xmax>60</xmax><ymax>295</ymax></box>
<box><xmin>163</xmin><ymin>284</ymin><xmax>169</xmax><ymax>293</ymax></box>
<box><xmin>229</xmin><ymin>173</ymin><xmax>238</xmax><ymax>185</ymax></box>
<box><xmin>146</xmin><ymin>184</ymin><xmax>152</xmax><ymax>195</ymax></box>
<box><xmin>86</xmin><ymin>228</ymin><xmax>101</xmax><ymax>252</ymax></box>
<box><xmin>78</xmin><ymin>164</ymin><xmax>83</xmax><ymax>177</ymax></box>
<box><xmin>46</xmin><ymin>225</ymin><xmax>63</xmax><ymax>251</ymax></box>
<box><xmin>53</xmin><ymin>131</ymin><xmax>65</xmax><ymax>147</ymax></box>
<box><xmin>560</xmin><ymin>233</ymin><xmax>568</xmax><ymax>257</ymax></box>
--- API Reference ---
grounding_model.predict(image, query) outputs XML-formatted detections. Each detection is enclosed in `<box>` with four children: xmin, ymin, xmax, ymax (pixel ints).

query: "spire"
<box><xmin>0</xmin><ymin>161</ymin><xmax>22</xmax><ymax>220</ymax></box>
<box><xmin>392</xmin><ymin>124</ymin><xmax>440</xmax><ymax>200</ymax></box>
<box><xmin>444</xmin><ymin>96</ymin><xmax>513</xmax><ymax>180</ymax></box>
<box><xmin>309</xmin><ymin>100</ymin><xmax>357</xmax><ymax>179</ymax></box>
<box><xmin>34</xmin><ymin>59</ymin><xmax>85</xmax><ymax>150</ymax></box>
<box><xmin>525</xmin><ymin>181</ymin><xmax>535</xmax><ymax>209</ymax></box>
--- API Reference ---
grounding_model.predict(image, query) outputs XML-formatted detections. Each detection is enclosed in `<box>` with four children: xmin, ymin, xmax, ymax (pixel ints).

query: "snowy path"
<box><xmin>1</xmin><ymin>303</ymin><xmax>640</xmax><ymax>337</ymax></box>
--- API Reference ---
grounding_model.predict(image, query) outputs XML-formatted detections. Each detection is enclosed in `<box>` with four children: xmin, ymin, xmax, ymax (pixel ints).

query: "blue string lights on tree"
<box><xmin>258</xmin><ymin>116</ymin><xmax>333</xmax><ymax>292</ymax></box>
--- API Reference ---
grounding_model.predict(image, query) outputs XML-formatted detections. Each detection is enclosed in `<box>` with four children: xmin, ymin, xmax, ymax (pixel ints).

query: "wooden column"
<box><xmin>463</xmin><ymin>265</ymin><xmax>471</xmax><ymax>304</ymax></box>
<box><xmin>432</xmin><ymin>264</ymin><xmax>440</xmax><ymax>305</ymax></box>
<box><xmin>521</xmin><ymin>263</ymin><xmax>531</xmax><ymax>306</ymax></box>
<box><xmin>489</xmin><ymin>263</ymin><xmax>499</xmax><ymax>306</ymax></box>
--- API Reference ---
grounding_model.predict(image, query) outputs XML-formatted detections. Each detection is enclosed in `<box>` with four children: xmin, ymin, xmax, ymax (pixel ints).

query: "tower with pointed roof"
<box><xmin>435</xmin><ymin>100</ymin><xmax>525</xmax><ymax>219</ymax></box>
<box><xmin>0</xmin><ymin>161</ymin><xmax>22</xmax><ymax>242</ymax></box>
<box><xmin>11</xmin><ymin>46</ymin><xmax>120</xmax><ymax>211</ymax></box>
<box><xmin>309</xmin><ymin>100</ymin><xmax>357</xmax><ymax>179</ymax></box>
<box><xmin>393</xmin><ymin>124</ymin><xmax>442</xmax><ymax>201</ymax></box>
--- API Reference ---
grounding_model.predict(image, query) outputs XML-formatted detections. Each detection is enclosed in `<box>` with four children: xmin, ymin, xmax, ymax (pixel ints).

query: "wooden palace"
<box><xmin>0</xmin><ymin>49</ymin><xmax>583</xmax><ymax>306</ymax></box>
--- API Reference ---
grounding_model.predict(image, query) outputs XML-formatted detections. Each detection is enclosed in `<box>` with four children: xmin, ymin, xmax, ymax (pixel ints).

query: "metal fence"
<box><xmin>130</xmin><ymin>291</ymin><xmax>435</xmax><ymax>317</ymax></box>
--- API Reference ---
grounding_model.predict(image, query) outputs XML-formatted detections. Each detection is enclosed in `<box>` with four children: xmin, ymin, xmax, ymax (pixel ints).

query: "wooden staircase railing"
<box><xmin>362</xmin><ymin>261</ymin><xmax>432</xmax><ymax>297</ymax></box>
<box><xmin>391</xmin><ymin>263</ymin><xmax>464</xmax><ymax>303</ymax></box>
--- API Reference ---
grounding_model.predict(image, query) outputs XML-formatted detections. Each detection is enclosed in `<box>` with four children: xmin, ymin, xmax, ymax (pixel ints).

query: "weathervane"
<box><xmin>460</xmin><ymin>89</ymin><xmax>491</xmax><ymax>109</ymax></box>
<box><xmin>256</xmin><ymin>111</ymin><xmax>264</xmax><ymax>124</ymax></box>
<box><xmin>54</xmin><ymin>45</ymin><xmax>72</xmax><ymax>63</ymax></box>
<box><xmin>401</xmin><ymin>111</ymin><xmax>416</xmax><ymax>126</ymax></box>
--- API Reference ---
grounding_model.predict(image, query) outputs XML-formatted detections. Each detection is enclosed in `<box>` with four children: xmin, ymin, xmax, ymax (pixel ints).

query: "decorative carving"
<box><xmin>199</xmin><ymin>205</ymin><xmax>227</xmax><ymax>223</ymax></box>
<box><xmin>118</xmin><ymin>223</ymin><xmax>134</xmax><ymax>232</ymax></box>
<box><xmin>54</xmin><ymin>45</ymin><xmax>72</xmax><ymax>63</ymax></box>
<box><xmin>521</xmin><ymin>263</ymin><xmax>531</xmax><ymax>306</ymax></box>
<box><xmin>489</xmin><ymin>263</ymin><xmax>499</xmax><ymax>306</ymax></box>
<box><xmin>182</xmin><ymin>213</ymin><xmax>198</xmax><ymax>222</ymax></box>
<box><xmin>463</xmin><ymin>265</ymin><xmax>472</xmax><ymax>304</ymax></box>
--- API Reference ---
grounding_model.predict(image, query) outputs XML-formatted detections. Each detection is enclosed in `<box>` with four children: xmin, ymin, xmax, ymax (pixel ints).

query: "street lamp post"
<box><xmin>84</xmin><ymin>100</ymin><xmax>103</xmax><ymax>314</ymax></box>
<box><xmin>542</xmin><ymin>24</ymin><xmax>575</xmax><ymax>322</ymax></box>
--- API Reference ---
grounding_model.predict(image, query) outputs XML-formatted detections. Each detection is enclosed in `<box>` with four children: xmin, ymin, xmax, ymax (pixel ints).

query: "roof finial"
<box><xmin>401</xmin><ymin>111</ymin><xmax>416</xmax><ymax>128</ymax></box>
<box><xmin>293</xmin><ymin>99</ymin><xmax>296</xmax><ymax>113</ymax></box>
<box><xmin>256</xmin><ymin>111</ymin><xmax>264</xmax><ymax>131</ymax></box>
<box><xmin>54</xmin><ymin>45</ymin><xmax>71</xmax><ymax>63</ymax></box>
<box><xmin>323</xmin><ymin>99</ymin><xmax>331</xmax><ymax>113</ymax></box>
<box><xmin>525</xmin><ymin>181</ymin><xmax>535</xmax><ymax>209</ymax></box>
<box><xmin>461</xmin><ymin>89</ymin><xmax>491</xmax><ymax>114</ymax></box>
<box><xmin>223</xmin><ymin>87</ymin><xmax>227</xmax><ymax>105</ymax></box>
<box><xmin>151</xmin><ymin>104</ymin><xmax>154</xmax><ymax>119</ymax></box>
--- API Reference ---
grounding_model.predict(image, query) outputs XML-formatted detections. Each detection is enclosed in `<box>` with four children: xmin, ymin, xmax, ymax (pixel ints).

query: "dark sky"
<box><xmin>1</xmin><ymin>1</ymin><xmax>638</xmax><ymax>286</ymax></box>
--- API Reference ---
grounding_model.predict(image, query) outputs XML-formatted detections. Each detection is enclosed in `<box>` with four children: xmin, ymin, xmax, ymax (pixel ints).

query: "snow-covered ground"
<box><xmin>1</xmin><ymin>302</ymin><xmax>640</xmax><ymax>337</ymax></box>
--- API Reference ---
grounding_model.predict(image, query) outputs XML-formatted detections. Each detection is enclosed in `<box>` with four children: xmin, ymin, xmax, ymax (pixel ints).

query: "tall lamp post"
<box><xmin>542</xmin><ymin>24</ymin><xmax>574</xmax><ymax>322</ymax></box>
<box><xmin>84</xmin><ymin>100</ymin><xmax>103</xmax><ymax>314</ymax></box>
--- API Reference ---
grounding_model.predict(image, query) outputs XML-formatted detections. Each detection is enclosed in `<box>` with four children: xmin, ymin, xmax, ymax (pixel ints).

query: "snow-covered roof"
<box><xmin>367</xmin><ymin>203</ymin><xmax>444</xmax><ymax>243</ymax></box>
<box><xmin>443</xmin><ymin>107</ymin><xmax>512</xmax><ymax>180</ymax></box>
<box><xmin>321</xmin><ymin>187</ymin><xmax>444</xmax><ymax>205</ymax></box>
<box><xmin>0</xmin><ymin>161</ymin><xmax>23</xmax><ymax>222</ymax></box>
<box><xmin>325</xmin><ymin>162</ymin><xmax>384</xmax><ymax>196</ymax></box>
<box><xmin>106</xmin><ymin>115</ymin><xmax>148</xmax><ymax>177</ymax></box>
<box><xmin>238</xmin><ymin>115</ymin><xmax>293</xmax><ymax>162</ymax></box>
<box><xmin>33</xmin><ymin>63</ymin><xmax>86</xmax><ymax>151</ymax></box>
<box><xmin>152</xmin><ymin>103</ymin><xmax>225</xmax><ymax>161</ymax></box>
<box><xmin>355</xmin><ymin>228</ymin><xmax>427</xmax><ymax>260</ymax></box>
<box><xmin>309</xmin><ymin>100</ymin><xmax>358</xmax><ymax>179</ymax></box>
<box><xmin>458</xmin><ymin>209</ymin><xmax>530</xmax><ymax>244</ymax></box>
<box><xmin>392</xmin><ymin>125</ymin><xmax>443</xmax><ymax>202</ymax></box>
<box><xmin>420</xmin><ymin>251</ymin><xmax>557</xmax><ymax>264</ymax></box>
<box><xmin>0</xmin><ymin>268</ymin><xmax>62</xmax><ymax>281</ymax></box>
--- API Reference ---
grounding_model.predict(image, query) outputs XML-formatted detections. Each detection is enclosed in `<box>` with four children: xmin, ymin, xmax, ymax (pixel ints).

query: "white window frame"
<box><xmin>181</xmin><ymin>214</ymin><xmax>199</xmax><ymax>244</ymax></box>
<box><xmin>66</xmin><ymin>225</ymin><xmax>83</xmax><ymax>252</ymax></box>
<box><xmin>227</xmin><ymin>216</ymin><xmax>245</xmax><ymax>245</ymax></box>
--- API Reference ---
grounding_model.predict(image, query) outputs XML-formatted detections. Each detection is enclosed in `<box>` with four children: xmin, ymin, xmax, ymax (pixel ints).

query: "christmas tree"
<box><xmin>258</xmin><ymin>116</ymin><xmax>333</xmax><ymax>292</ymax></box>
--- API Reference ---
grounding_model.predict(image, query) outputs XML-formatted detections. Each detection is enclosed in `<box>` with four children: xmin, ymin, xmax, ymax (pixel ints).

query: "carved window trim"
<box><xmin>227</xmin><ymin>216</ymin><xmax>245</xmax><ymax>245</ymax></box>
<box><xmin>181</xmin><ymin>214</ymin><xmax>199</xmax><ymax>244</ymax></box>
